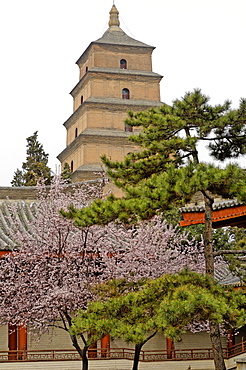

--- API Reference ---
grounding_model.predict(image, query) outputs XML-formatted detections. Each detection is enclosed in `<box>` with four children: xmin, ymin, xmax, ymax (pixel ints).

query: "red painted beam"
<box><xmin>180</xmin><ymin>205</ymin><xmax>246</xmax><ymax>228</ymax></box>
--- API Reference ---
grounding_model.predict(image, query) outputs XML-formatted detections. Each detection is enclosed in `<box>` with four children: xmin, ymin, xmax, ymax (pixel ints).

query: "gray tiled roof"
<box><xmin>94</xmin><ymin>4</ymin><xmax>153</xmax><ymax>49</ymax></box>
<box><xmin>0</xmin><ymin>201</ymin><xmax>37</xmax><ymax>250</ymax></box>
<box><xmin>181</xmin><ymin>199</ymin><xmax>244</xmax><ymax>213</ymax></box>
<box><xmin>214</xmin><ymin>264</ymin><xmax>242</xmax><ymax>286</ymax></box>
<box><xmin>95</xmin><ymin>26</ymin><xmax>153</xmax><ymax>49</ymax></box>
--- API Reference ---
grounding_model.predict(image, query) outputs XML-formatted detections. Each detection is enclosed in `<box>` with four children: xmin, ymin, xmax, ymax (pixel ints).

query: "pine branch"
<box><xmin>201</xmin><ymin>135</ymin><xmax>246</xmax><ymax>141</ymax></box>
<box><xmin>213</xmin><ymin>250</ymin><xmax>246</xmax><ymax>257</ymax></box>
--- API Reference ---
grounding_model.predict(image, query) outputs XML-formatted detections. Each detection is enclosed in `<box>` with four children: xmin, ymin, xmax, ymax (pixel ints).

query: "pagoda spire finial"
<box><xmin>108</xmin><ymin>4</ymin><xmax>120</xmax><ymax>27</ymax></box>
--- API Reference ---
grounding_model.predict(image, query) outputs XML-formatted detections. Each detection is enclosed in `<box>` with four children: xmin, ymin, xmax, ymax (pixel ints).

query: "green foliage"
<box><xmin>219</xmin><ymin>227</ymin><xmax>246</xmax><ymax>279</ymax></box>
<box><xmin>72</xmin><ymin>270</ymin><xmax>246</xmax><ymax>345</ymax></box>
<box><xmin>11</xmin><ymin>131</ymin><xmax>52</xmax><ymax>186</ymax></box>
<box><xmin>61</xmin><ymin>162</ymin><xmax>72</xmax><ymax>183</ymax></box>
<box><xmin>11</xmin><ymin>168</ymin><xmax>25</xmax><ymax>187</ymax></box>
<box><xmin>62</xmin><ymin>89</ymin><xmax>246</xmax><ymax>227</ymax></box>
<box><xmin>93</xmin><ymin>278</ymin><xmax>147</xmax><ymax>300</ymax></box>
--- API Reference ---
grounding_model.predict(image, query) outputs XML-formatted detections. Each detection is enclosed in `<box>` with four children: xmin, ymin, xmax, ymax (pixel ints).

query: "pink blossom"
<box><xmin>0</xmin><ymin>176</ymin><xmax>204</xmax><ymax>338</ymax></box>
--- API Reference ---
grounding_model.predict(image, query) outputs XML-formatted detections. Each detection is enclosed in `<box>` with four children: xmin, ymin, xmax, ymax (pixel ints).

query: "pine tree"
<box><xmin>61</xmin><ymin>162</ymin><xmax>72</xmax><ymax>183</ymax></box>
<box><xmin>72</xmin><ymin>270</ymin><xmax>246</xmax><ymax>370</ymax></box>
<box><xmin>11</xmin><ymin>131</ymin><xmax>52</xmax><ymax>186</ymax></box>
<box><xmin>11</xmin><ymin>168</ymin><xmax>24</xmax><ymax>187</ymax></box>
<box><xmin>63</xmin><ymin>89</ymin><xmax>246</xmax><ymax>370</ymax></box>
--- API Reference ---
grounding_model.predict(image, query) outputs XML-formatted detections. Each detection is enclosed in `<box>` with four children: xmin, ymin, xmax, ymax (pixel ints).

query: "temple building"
<box><xmin>57</xmin><ymin>4</ymin><xmax>163</xmax><ymax>182</ymax></box>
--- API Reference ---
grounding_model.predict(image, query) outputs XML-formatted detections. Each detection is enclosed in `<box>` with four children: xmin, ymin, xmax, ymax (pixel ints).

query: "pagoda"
<box><xmin>57</xmin><ymin>5</ymin><xmax>163</xmax><ymax>182</ymax></box>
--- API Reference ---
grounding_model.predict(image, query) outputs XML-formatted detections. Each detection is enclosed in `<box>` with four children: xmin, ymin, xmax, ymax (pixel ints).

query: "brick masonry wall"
<box><xmin>0</xmin><ymin>187</ymin><xmax>37</xmax><ymax>202</ymax></box>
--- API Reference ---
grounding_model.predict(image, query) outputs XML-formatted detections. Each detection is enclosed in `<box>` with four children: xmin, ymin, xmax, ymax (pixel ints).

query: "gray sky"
<box><xmin>0</xmin><ymin>0</ymin><xmax>245</xmax><ymax>186</ymax></box>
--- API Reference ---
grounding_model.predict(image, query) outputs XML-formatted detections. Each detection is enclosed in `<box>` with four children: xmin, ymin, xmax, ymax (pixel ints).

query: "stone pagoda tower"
<box><xmin>57</xmin><ymin>5</ymin><xmax>163</xmax><ymax>182</ymax></box>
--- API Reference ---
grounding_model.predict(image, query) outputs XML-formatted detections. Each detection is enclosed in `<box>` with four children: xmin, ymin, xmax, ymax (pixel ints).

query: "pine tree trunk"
<box><xmin>203</xmin><ymin>193</ymin><xmax>226</xmax><ymax>370</ymax></box>
<box><xmin>131</xmin><ymin>332</ymin><xmax>157</xmax><ymax>370</ymax></box>
<box><xmin>203</xmin><ymin>194</ymin><xmax>215</xmax><ymax>276</ymax></box>
<box><xmin>209</xmin><ymin>320</ymin><xmax>226</xmax><ymax>370</ymax></box>
<box><xmin>132</xmin><ymin>343</ymin><xmax>142</xmax><ymax>370</ymax></box>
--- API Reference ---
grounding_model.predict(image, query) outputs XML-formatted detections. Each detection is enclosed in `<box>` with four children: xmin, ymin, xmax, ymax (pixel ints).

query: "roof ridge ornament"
<box><xmin>108</xmin><ymin>4</ymin><xmax>120</xmax><ymax>27</ymax></box>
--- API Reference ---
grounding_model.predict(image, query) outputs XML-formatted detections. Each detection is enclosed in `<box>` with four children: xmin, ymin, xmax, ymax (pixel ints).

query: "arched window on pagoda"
<box><xmin>71</xmin><ymin>161</ymin><xmax>74</xmax><ymax>172</ymax></box>
<box><xmin>122</xmin><ymin>88</ymin><xmax>130</xmax><ymax>99</ymax></box>
<box><xmin>120</xmin><ymin>59</ymin><xmax>127</xmax><ymax>69</ymax></box>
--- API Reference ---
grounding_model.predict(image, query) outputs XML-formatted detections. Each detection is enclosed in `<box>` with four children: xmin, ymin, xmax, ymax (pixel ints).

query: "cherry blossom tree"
<box><xmin>0</xmin><ymin>176</ymin><xmax>204</xmax><ymax>370</ymax></box>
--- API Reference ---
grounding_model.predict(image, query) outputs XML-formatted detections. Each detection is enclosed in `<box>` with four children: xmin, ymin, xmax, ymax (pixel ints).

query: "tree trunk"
<box><xmin>70</xmin><ymin>336</ymin><xmax>89</xmax><ymax>370</ymax></box>
<box><xmin>203</xmin><ymin>194</ymin><xmax>215</xmax><ymax>277</ymax></box>
<box><xmin>63</xmin><ymin>311</ymin><xmax>89</xmax><ymax>370</ymax></box>
<box><xmin>132</xmin><ymin>343</ymin><xmax>142</xmax><ymax>370</ymax></box>
<box><xmin>71</xmin><ymin>338</ymin><xmax>88</xmax><ymax>370</ymax></box>
<box><xmin>69</xmin><ymin>334</ymin><xmax>89</xmax><ymax>370</ymax></box>
<box><xmin>209</xmin><ymin>320</ymin><xmax>226</xmax><ymax>370</ymax></box>
<box><xmin>81</xmin><ymin>346</ymin><xmax>89</xmax><ymax>370</ymax></box>
<box><xmin>203</xmin><ymin>193</ymin><xmax>226</xmax><ymax>370</ymax></box>
<box><xmin>132</xmin><ymin>332</ymin><xmax>157</xmax><ymax>370</ymax></box>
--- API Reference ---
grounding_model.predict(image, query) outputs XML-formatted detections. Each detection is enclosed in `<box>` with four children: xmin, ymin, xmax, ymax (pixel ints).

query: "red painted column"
<box><xmin>166</xmin><ymin>337</ymin><xmax>175</xmax><ymax>359</ymax></box>
<box><xmin>18</xmin><ymin>325</ymin><xmax>27</xmax><ymax>360</ymax></box>
<box><xmin>101</xmin><ymin>334</ymin><xmax>110</xmax><ymax>358</ymax></box>
<box><xmin>227</xmin><ymin>329</ymin><xmax>235</xmax><ymax>357</ymax></box>
<box><xmin>8</xmin><ymin>324</ymin><xmax>17</xmax><ymax>360</ymax></box>
<box><xmin>228</xmin><ymin>330</ymin><xmax>235</xmax><ymax>347</ymax></box>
